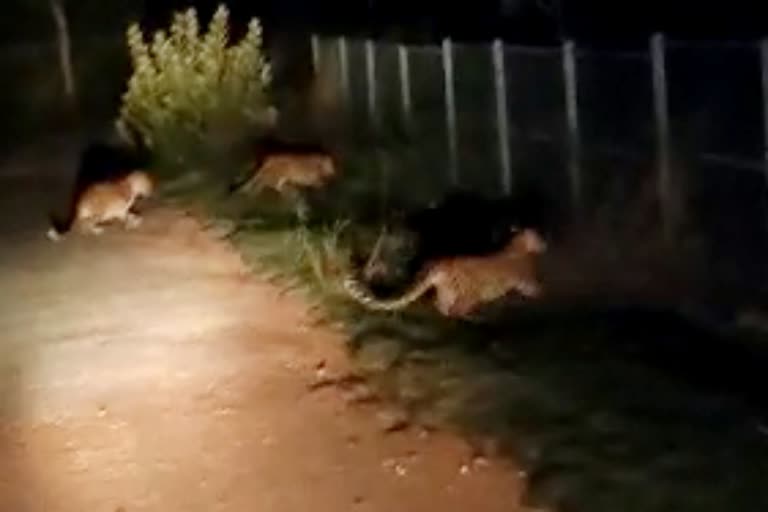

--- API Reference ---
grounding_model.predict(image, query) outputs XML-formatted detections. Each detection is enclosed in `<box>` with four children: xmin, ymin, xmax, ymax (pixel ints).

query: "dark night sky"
<box><xmin>138</xmin><ymin>0</ymin><xmax>768</xmax><ymax>46</ymax></box>
<box><xmin>564</xmin><ymin>1</ymin><xmax>767</xmax><ymax>44</ymax></box>
<box><xmin>129</xmin><ymin>0</ymin><xmax>768</xmax><ymax>46</ymax></box>
<box><xmin>2</xmin><ymin>0</ymin><xmax>767</xmax><ymax>47</ymax></box>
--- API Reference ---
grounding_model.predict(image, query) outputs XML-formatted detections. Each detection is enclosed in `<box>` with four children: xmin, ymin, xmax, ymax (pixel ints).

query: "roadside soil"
<box><xmin>0</xmin><ymin>174</ymin><xmax>527</xmax><ymax>512</ymax></box>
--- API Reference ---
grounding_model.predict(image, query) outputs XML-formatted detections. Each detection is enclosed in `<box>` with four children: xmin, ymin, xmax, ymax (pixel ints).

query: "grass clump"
<box><xmin>118</xmin><ymin>4</ymin><xmax>275</xmax><ymax>171</ymax></box>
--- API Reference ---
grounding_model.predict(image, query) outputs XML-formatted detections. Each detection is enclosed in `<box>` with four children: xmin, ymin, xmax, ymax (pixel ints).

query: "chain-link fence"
<box><xmin>309</xmin><ymin>33</ymin><xmax>768</xmax><ymax>306</ymax></box>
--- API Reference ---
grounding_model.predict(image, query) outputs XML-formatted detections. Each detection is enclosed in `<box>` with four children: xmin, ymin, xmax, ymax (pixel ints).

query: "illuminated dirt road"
<box><xmin>0</xmin><ymin>176</ymin><xmax>526</xmax><ymax>512</ymax></box>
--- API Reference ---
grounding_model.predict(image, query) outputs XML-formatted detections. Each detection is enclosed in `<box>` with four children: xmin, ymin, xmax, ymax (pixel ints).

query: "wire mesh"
<box><xmin>372</xmin><ymin>41</ymin><xmax>403</xmax><ymax>132</ymax></box>
<box><xmin>687</xmin><ymin>160</ymin><xmax>768</xmax><ymax>295</ymax></box>
<box><xmin>344</xmin><ymin>38</ymin><xmax>370</xmax><ymax>134</ymax></box>
<box><xmin>312</xmin><ymin>37</ymin><xmax>451</xmax><ymax>209</ymax></box>
<box><xmin>667</xmin><ymin>43</ymin><xmax>763</xmax><ymax>160</ymax></box>
<box><xmin>502</xmin><ymin>45</ymin><xmax>571</xmax><ymax>217</ymax></box>
<box><xmin>503</xmin><ymin>45</ymin><xmax>566</xmax><ymax>147</ymax></box>
<box><xmin>575</xmin><ymin>49</ymin><xmax>657</xmax><ymax>216</ymax></box>
<box><xmin>577</xmin><ymin>50</ymin><xmax>654</xmax><ymax>157</ymax></box>
<box><xmin>309</xmin><ymin>33</ymin><xmax>768</xmax><ymax>301</ymax></box>
<box><xmin>452</xmin><ymin>42</ymin><xmax>498</xmax><ymax>194</ymax></box>
<box><xmin>312</xmin><ymin>35</ymin><xmax>343</xmax><ymax>94</ymax></box>
<box><xmin>396</xmin><ymin>44</ymin><xmax>452</xmax><ymax>203</ymax></box>
<box><xmin>664</xmin><ymin>44</ymin><xmax>768</xmax><ymax>293</ymax></box>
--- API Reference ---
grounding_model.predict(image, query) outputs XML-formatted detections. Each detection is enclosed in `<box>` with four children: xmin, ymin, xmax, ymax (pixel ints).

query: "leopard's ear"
<box><xmin>522</xmin><ymin>229</ymin><xmax>547</xmax><ymax>253</ymax></box>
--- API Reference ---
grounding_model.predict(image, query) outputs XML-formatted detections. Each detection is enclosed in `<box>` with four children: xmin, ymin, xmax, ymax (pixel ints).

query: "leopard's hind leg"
<box><xmin>434</xmin><ymin>285</ymin><xmax>459</xmax><ymax>317</ymax></box>
<box><xmin>125</xmin><ymin>211</ymin><xmax>142</xmax><ymax>229</ymax></box>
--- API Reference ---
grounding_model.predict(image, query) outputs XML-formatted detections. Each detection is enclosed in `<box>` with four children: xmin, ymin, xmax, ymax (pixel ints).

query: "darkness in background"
<box><xmin>0</xmin><ymin>1</ymin><xmax>766</xmax><ymax>50</ymax></box>
<box><xmin>138</xmin><ymin>0</ymin><xmax>768</xmax><ymax>47</ymax></box>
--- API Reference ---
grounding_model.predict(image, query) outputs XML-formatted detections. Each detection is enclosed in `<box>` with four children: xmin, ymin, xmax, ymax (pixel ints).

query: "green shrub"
<box><xmin>117</xmin><ymin>4</ymin><xmax>275</xmax><ymax>169</ymax></box>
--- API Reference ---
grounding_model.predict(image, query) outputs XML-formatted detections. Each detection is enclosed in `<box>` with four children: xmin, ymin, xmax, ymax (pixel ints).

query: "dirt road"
<box><xmin>0</xmin><ymin>175</ymin><xmax>526</xmax><ymax>512</ymax></box>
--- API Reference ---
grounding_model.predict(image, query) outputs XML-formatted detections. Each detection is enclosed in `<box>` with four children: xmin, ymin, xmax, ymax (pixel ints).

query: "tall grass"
<box><xmin>118</xmin><ymin>4</ymin><xmax>275</xmax><ymax>172</ymax></box>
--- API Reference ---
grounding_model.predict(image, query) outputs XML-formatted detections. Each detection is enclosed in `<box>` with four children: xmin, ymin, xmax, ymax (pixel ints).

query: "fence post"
<box><xmin>365</xmin><ymin>39</ymin><xmax>378</xmax><ymax>127</ymax></box>
<box><xmin>397</xmin><ymin>44</ymin><xmax>413</xmax><ymax>127</ymax></box>
<box><xmin>310</xmin><ymin>33</ymin><xmax>320</xmax><ymax>73</ymax></box>
<box><xmin>760</xmin><ymin>40</ymin><xmax>768</xmax><ymax>204</ymax></box>
<box><xmin>337</xmin><ymin>36</ymin><xmax>350</xmax><ymax>104</ymax></box>
<box><xmin>492</xmin><ymin>39</ymin><xmax>512</xmax><ymax>195</ymax></box>
<box><xmin>650</xmin><ymin>33</ymin><xmax>673</xmax><ymax>239</ymax></box>
<box><xmin>50</xmin><ymin>0</ymin><xmax>76</xmax><ymax>107</ymax></box>
<box><xmin>442</xmin><ymin>37</ymin><xmax>459</xmax><ymax>185</ymax></box>
<box><xmin>562</xmin><ymin>39</ymin><xmax>582</xmax><ymax>213</ymax></box>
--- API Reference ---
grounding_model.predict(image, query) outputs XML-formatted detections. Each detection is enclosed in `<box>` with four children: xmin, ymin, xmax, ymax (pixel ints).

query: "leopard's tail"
<box><xmin>46</xmin><ymin>192</ymin><xmax>79</xmax><ymax>241</ymax></box>
<box><xmin>227</xmin><ymin>171</ymin><xmax>256</xmax><ymax>194</ymax></box>
<box><xmin>342</xmin><ymin>272</ymin><xmax>434</xmax><ymax>311</ymax></box>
